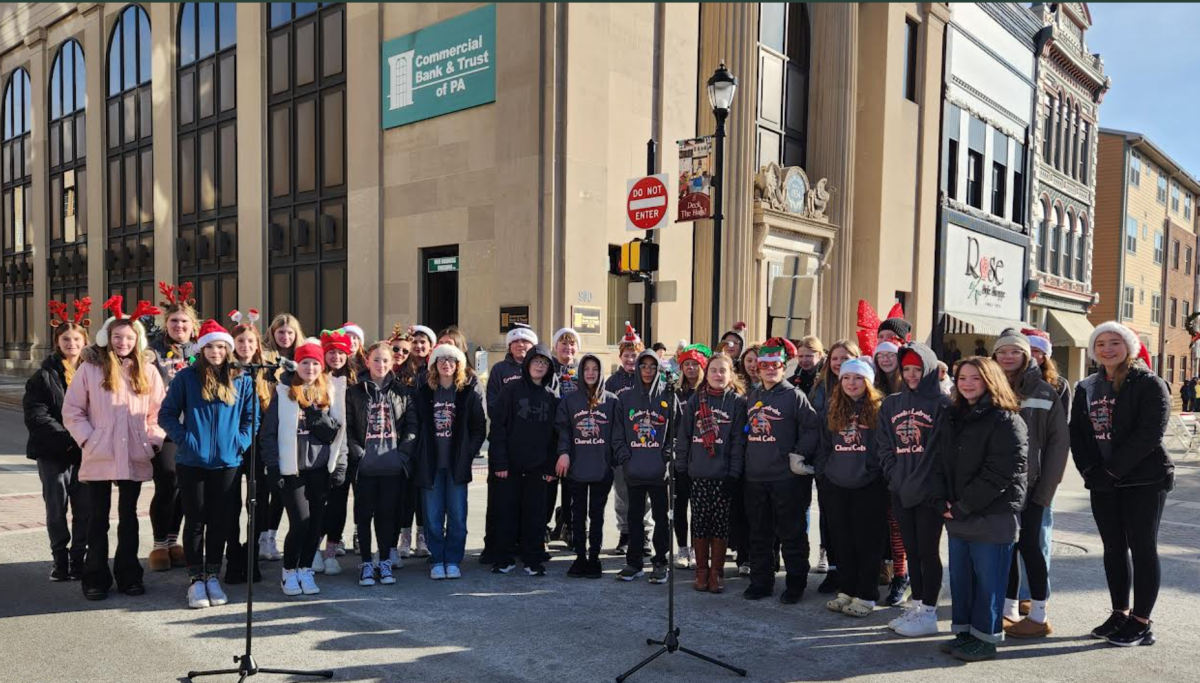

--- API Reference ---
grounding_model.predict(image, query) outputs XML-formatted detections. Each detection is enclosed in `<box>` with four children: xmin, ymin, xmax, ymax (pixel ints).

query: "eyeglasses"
<box><xmin>436</xmin><ymin>357</ymin><xmax>458</xmax><ymax>366</ymax></box>
<box><xmin>392</xmin><ymin>346</ymin><xmax>409</xmax><ymax>356</ymax></box>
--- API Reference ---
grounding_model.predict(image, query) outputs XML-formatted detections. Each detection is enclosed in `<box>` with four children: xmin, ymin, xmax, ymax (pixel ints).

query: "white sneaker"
<box><xmin>281</xmin><ymin>568</ymin><xmax>302</xmax><ymax>596</ymax></box>
<box><xmin>298</xmin><ymin>568</ymin><xmax>321</xmax><ymax>595</ymax></box>
<box><xmin>816</xmin><ymin>548</ymin><xmax>829</xmax><ymax>574</ymax></box>
<box><xmin>737</xmin><ymin>564</ymin><xmax>751</xmax><ymax>577</ymax></box>
<box><xmin>888</xmin><ymin>603</ymin><xmax>921</xmax><ymax>630</ymax></box>
<box><xmin>675</xmin><ymin>547</ymin><xmax>693</xmax><ymax>569</ymax></box>
<box><xmin>334</xmin><ymin>540</ymin><xmax>346</xmax><ymax>557</ymax></box>
<box><xmin>378</xmin><ymin>559</ymin><xmax>396</xmax><ymax>585</ymax></box>
<box><xmin>323</xmin><ymin>554</ymin><xmax>343</xmax><ymax>576</ymax></box>
<box><xmin>894</xmin><ymin>609</ymin><xmax>939</xmax><ymax>637</ymax></box>
<box><xmin>205</xmin><ymin>577</ymin><xmax>228</xmax><ymax>606</ymax></box>
<box><xmin>446</xmin><ymin>564</ymin><xmax>462</xmax><ymax>579</ymax></box>
<box><xmin>430</xmin><ymin>563</ymin><xmax>446</xmax><ymax>580</ymax></box>
<box><xmin>187</xmin><ymin>580</ymin><xmax>211</xmax><ymax>609</ymax></box>
<box><xmin>258</xmin><ymin>533</ymin><xmax>272</xmax><ymax>561</ymax></box>
<box><xmin>266</xmin><ymin>531</ymin><xmax>282</xmax><ymax>561</ymax></box>
<box><xmin>359</xmin><ymin>562</ymin><xmax>376</xmax><ymax>586</ymax></box>
<box><xmin>415</xmin><ymin>529</ymin><xmax>430</xmax><ymax>557</ymax></box>
<box><xmin>388</xmin><ymin>547</ymin><xmax>404</xmax><ymax>569</ymax></box>
<box><xmin>399</xmin><ymin>530</ymin><xmax>412</xmax><ymax>558</ymax></box>
<box><xmin>311</xmin><ymin>551</ymin><xmax>325</xmax><ymax>573</ymax></box>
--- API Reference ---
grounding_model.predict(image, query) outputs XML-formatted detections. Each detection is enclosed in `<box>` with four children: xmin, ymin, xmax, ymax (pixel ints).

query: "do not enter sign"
<box><xmin>626</xmin><ymin>174</ymin><xmax>670</xmax><ymax>232</ymax></box>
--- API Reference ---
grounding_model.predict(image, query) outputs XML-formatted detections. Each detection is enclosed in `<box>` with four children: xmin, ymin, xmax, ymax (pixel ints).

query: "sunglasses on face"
<box><xmin>392</xmin><ymin>346</ymin><xmax>409</xmax><ymax>355</ymax></box>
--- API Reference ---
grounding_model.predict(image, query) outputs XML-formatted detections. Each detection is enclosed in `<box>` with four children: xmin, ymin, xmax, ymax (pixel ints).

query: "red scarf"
<box><xmin>696</xmin><ymin>386</ymin><xmax>725</xmax><ymax>457</ymax></box>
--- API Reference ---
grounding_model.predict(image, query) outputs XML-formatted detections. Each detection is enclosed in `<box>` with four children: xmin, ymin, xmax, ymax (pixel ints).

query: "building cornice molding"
<box><xmin>977</xmin><ymin>2</ymin><xmax>1043</xmax><ymax>49</ymax></box>
<box><xmin>946</xmin><ymin>81</ymin><xmax>1029</xmax><ymax>140</ymax></box>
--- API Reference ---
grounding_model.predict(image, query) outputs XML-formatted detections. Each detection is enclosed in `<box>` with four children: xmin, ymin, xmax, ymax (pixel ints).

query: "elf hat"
<box><xmin>757</xmin><ymin>337</ymin><xmax>797</xmax><ymax>365</ymax></box>
<box><xmin>505</xmin><ymin>322</ymin><xmax>538</xmax><ymax>347</ymax></box>
<box><xmin>838</xmin><ymin>357</ymin><xmax>876</xmax><ymax>386</ymax></box>
<box><xmin>677</xmin><ymin>343</ymin><xmax>712</xmax><ymax>371</ymax></box>
<box><xmin>320</xmin><ymin>329</ymin><xmax>352</xmax><ymax>355</ymax></box>
<box><xmin>341</xmin><ymin>322</ymin><xmax>365</xmax><ymax>348</ymax></box>
<box><xmin>429</xmin><ymin>343</ymin><xmax>467</xmax><ymax>367</ymax></box>
<box><xmin>197</xmin><ymin>319</ymin><xmax>235</xmax><ymax>350</ymax></box>
<box><xmin>293</xmin><ymin>338</ymin><xmax>325</xmax><ymax>368</ymax></box>
<box><xmin>1088</xmin><ymin>321</ymin><xmax>1141</xmax><ymax>364</ymax></box>
<box><xmin>1022</xmin><ymin>328</ymin><xmax>1052</xmax><ymax>358</ymax></box>
<box><xmin>95</xmin><ymin>296</ymin><xmax>162</xmax><ymax>351</ymax></box>
<box><xmin>552</xmin><ymin>327</ymin><xmax>581</xmax><ymax>348</ymax></box>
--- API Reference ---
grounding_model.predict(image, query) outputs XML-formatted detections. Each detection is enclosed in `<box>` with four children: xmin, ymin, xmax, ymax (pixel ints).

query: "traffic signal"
<box><xmin>610</xmin><ymin>239</ymin><xmax>660</xmax><ymax>274</ymax></box>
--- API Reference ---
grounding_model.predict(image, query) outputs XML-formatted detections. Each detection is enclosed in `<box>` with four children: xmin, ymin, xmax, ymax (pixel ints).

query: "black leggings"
<box><xmin>323</xmin><ymin>458</ymin><xmax>359</xmax><ymax>543</ymax></box>
<box><xmin>150</xmin><ymin>444</ymin><xmax>183</xmax><ymax>542</ymax></box>
<box><xmin>1007</xmin><ymin>502</ymin><xmax>1049</xmax><ymax>601</ymax></box>
<box><xmin>280</xmin><ymin>469</ymin><xmax>332</xmax><ymax>570</ymax></box>
<box><xmin>569</xmin><ymin>476</ymin><xmax>613</xmax><ymax>559</ymax></box>
<box><xmin>825</xmin><ymin>479</ymin><xmax>888</xmax><ymax>602</ymax></box>
<box><xmin>255</xmin><ymin>460</ymin><xmax>285</xmax><ymax>533</ymax></box>
<box><xmin>627</xmin><ymin>483</ymin><xmax>670</xmax><ymax>568</ymax></box>
<box><xmin>1090</xmin><ymin>486</ymin><xmax>1167</xmax><ymax>620</ymax></box>
<box><xmin>673</xmin><ymin>472</ymin><xmax>691</xmax><ymax>548</ymax></box>
<box><xmin>355</xmin><ymin>474</ymin><xmax>403</xmax><ymax>564</ymax></box>
<box><xmin>177</xmin><ymin>464</ymin><xmax>240</xmax><ymax>574</ymax></box>
<box><xmin>895</xmin><ymin>499</ymin><xmax>944</xmax><ymax>607</ymax></box>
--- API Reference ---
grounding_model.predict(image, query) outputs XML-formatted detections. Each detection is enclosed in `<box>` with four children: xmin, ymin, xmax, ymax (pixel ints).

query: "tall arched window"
<box><xmin>1049</xmin><ymin>205</ymin><xmax>1062</xmax><ymax>276</ymax></box>
<box><xmin>1063</xmin><ymin>210</ymin><xmax>1075</xmax><ymax>280</ymax></box>
<box><xmin>1076</xmin><ymin>215</ymin><xmax>1087</xmax><ymax>282</ymax></box>
<box><xmin>2</xmin><ymin>68</ymin><xmax>32</xmax><ymax>351</ymax></box>
<box><xmin>266</xmin><ymin>3</ymin><xmax>346</xmax><ymax>334</ymax></box>
<box><xmin>1042</xmin><ymin>95</ymin><xmax>1054</xmax><ymax>164</ymax></box>
<box><xmin>106</xmin><ymin>4</ymin><xmax>154</xmax><ymax>304</ymax></box>
<box><xmin>1037</xmin><ymin>197</ymin><xmax>1049</xmax><ymax>272</ymax></box>
<box><xmin>178</xmin><ymin>3</ymin><xmax>237</xmax><ymax>319</ymax></box>
<box><xmin>783</xmin><ymin>4</ymin><xmax>809</xmax><ymax>168</ymax></box>
<box><xmin>49</xmin><ymin>39</ymin><xmax>89</xmax><ymax>307</ymax></box>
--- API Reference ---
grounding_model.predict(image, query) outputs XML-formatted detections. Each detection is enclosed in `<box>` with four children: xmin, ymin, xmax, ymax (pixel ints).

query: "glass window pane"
<box><xmin>323</xmin><ymin>201</ymin><xmax>344</xmax><ymax>250</ymax></box>
<box><xmin>76</xmin><ymin>114</ymin><xmax>86</xmax><ymax>157</ymax></box>
<box><xmin>295</xmin><ymin>22</ymin><xmax>315</xmax><ymax>87</ymax></box>
<box><xmin>123</xmin><ymin>10</ymin><xmax>137</xmax><ymax>90</ymax></box>
<box><xmin>75</xmin><ymin>44</ymin><xmax>86</xmax><ymax>111</ymax></box>
<box><xmin>322</xmin><ymin>89</ymin><xmax>343</xmax><ymax>188</ymax></box>
<box><xmin>138</xmin><ymin>9</ymin><xmax>151</xmax><ymax>85</ymax></box>
<box><xmin>219</xmin><ymin>54</ymin><xmax>235</xmax><ymax>112</ymax></box>
<box><xmin>219</xmin><ymin>3</ymin><xmax>236</xmax><ymax>50</ymax></box>
<box><xmin>50</xmin><ymin>123</ymin><xmax>60</xmax><ymax>168</ymax></box>
<box><xmin>108</xmin><ymin>158</ymin><xmax>121</xmax><ymax>228</ymax></box>
<box><xmin>123</xmin><ymin>91</ymin><xmax>136</xmax><ymax>144</ymax></box>
<box><xmin>179</xmin><ymin>3</ymin><xmax>196</xmax><ymax>66</ymax></box>
<box><xmin>760</xmin><ymin>3</ymin><xmax>785</xmax><ymax>53</ymax></box>
<box><xmin>124</xmin><ymin>154</ymin><xmax>138</xmax><ymax>226</ymax></box>
<box><xmin>296</xmin><ymin>3</ymin><xmax>318</xmax><ymax>19</ymax></box>
<box><xmin>179</xmin><ymin>71</ymin><xmax>195</xmax><ymax>125</ymax></box>
<box><xmin>270</xmin><ymin>107</ymin><xmax>290</xmax><ymax>198</ymax></box>
<box><xmin>179</xmin><ymin>134</ymin><xmax>195</xmax><ymax>216</ymax></box>
<box><xmin>199</xmin><ymin>62</ymin><xmax>214</xmax><ymax>119</ymax></box>
<box><xmin>296</xmin><ymin>99</ymin><xmax>315</xmax><ymax>192</ymax></box>
<box><xmin>322</xmin><ymin>10</ymin><xmax>343</xmax><ymax>77</ymax></box>
<box><xmin>140</xmin><ymin>87</ymin><xmax>152</xmax><ymax>138</ymax></box>
<box><xmin>321</xmin><ymin>261</ymin><xmax>345</xmax><ymax>324</ymax></box>
<box><xmin>63</xmin><ymin>45</ymin><xmax>75</xmax><ymax>114</ymax></box>
<box><xmin>62</xmin><ymin>119</ymin><xmax>73</xmax><ymax>163</ymax></box>
<box><xmin>108</xmin><ymin>30</ymin><xmax>121</xmax><ymax>96</ymax></box>
<box><xmin>220</xmin><ymin>123</ymin><xmax>236</xmax><ymax>207</ymax></box>
<box><xmin>51</xmin><ymin>177</ymin><xmax>62</xmax><ymax>242</ymax></box>
<box><xmin>199</xmin><ymin>2</ymin><xmax>216</xmax><ymax>58</ymax></box>
<box><xmin>220</xmin><ymin>273</ymin><xmax>237</xmax><ymax>314</ymax></box>
<box><xmin>296</xmin><ymin>206</ymin><xmax>316</xmax><ymax>255</ymax></box>
<box><xmin>200</xmin><ymin>129</ymin><xmax>215</xmax><ymax>211</ymax></box>
<box><xmin>107</xmin><ymin>100</ymin><xmax>119</xmax><ymax>148</ymax></box>
<box><xmin>141</xmin><ymin>149</ymin><xmax>154</xmax><ymax>224</ymax></box>
<box><xmin>270</xmin><ymin>4</ymin><xmax>292</xmax><ymax>28</ymax></box>
<box><xmin>295</xmin><ymin>265</ymin><xmax>317</xmax><ymax>333</ymax></box>
<box><xmin>50</xmin><ymin>58</ymin><xmax>61</xmax><ymax>120</ymax></box>
<box><xmin>270</xmin><ymin>33</ymin><xmax>289</xmax><ymax>94</ymax></box>
<box><xmin>77</xmin><ymin>168</ymin><xmax>87</xmax><ymax>236</ymax></box>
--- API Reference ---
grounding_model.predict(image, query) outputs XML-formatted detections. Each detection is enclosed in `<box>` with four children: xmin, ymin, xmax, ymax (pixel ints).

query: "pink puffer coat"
<box><xmin>62</xmin><ymin>350</ymin><xmax>167</xmax><ymax>483</ymax></box>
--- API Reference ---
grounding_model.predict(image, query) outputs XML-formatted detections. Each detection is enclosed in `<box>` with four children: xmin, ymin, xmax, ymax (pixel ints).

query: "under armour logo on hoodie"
<box><xmin>518</xmin><ymin>398</ymin><xmax>549</xmax><ymax>421</ymax></box>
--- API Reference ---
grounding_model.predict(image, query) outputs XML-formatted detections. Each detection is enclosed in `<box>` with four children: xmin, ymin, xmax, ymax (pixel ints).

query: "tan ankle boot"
<box><xmin>692</xmin><ymin>538</ymin><xmax>710</xmax><ymax>591</ymax></box>
<box><xmin>709</xmin><ymin>538</ymin><xmax>727</xmax><ymax>593</ymax></box>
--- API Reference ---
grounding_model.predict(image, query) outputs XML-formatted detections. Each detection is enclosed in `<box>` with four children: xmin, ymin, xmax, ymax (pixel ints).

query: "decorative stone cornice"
<box><xmin>947</xmin><ymin>80</ymin><xmax>1029</xmax><ymax>139</ymax></box>
<box><xmin>24</xmin><ymin>26</ymin><xmax>46</xmax><ymax>48</ymax></box>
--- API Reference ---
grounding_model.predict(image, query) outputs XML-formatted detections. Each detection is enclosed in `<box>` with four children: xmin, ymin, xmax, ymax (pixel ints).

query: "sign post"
<box><xmin>626</xmin><ymin>174</ymin><xmax>670</xmax><ymax>233</ymax></box>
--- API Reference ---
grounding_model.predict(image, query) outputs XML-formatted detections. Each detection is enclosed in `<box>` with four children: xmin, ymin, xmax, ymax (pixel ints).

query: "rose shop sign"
<box><xmin>942</xmin><ymin>223</ymin><xmax>1024</xmax><ymax>321</ymax></box>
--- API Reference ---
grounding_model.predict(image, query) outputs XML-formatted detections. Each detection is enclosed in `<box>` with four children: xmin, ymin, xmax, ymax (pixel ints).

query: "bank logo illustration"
<box><xmin>387</xmin><ymin>51</ymin><xmax>416</xmax><ymax>110</ymax></box>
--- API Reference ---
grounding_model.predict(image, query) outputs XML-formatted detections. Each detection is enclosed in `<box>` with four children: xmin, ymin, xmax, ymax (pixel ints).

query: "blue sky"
<box><xmin>1086</xmin><ymin>3</ymin><xmax>1200</xmax><ymax>175</ymax></box>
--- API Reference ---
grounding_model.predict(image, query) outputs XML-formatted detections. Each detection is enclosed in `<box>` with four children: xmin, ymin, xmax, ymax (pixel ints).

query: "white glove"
<box><xmin>789</xmin><ymin>453</ymin><xmax>815</xmax><ymax>476</ymax></box>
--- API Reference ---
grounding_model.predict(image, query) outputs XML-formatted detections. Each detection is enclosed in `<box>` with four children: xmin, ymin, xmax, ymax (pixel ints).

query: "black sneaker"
<box><xmin>1105</xmin><ymin>617</ymin><xmax>1155</xmax><ymax>647</ymax></box>
<box><xmin>585</xmin><ymin>558</ymin><xmax>604</xmax><ymax>579</ymax></box>
<box><xmin>780</xmin><ymin>587</ymin><xmax>804</xmax><ymax>605</ymax></box>
<box><xmin>50</xmin><ymin>563</ymin><xmax>71</xmax><ymax>582</ymax></box>
<box><xmin>83</xmin><ymin>586</ymin><xmax>108</xmax><ymax>601</ymax></box>
<box><xmin>491</xmin><ymin>561</ymin><xmax>517</xmax><ymax>574</ymax></box>
<box><xmin>567</xmin><ymin>557</ymin><xmax>588</xmax><ymax>578</ymax></box>
<box><xmin>122</xmin><ymin>582</ymin><xmax>146</xmax><ymax>596</ymax></box>
<box><xmin>612</xmin><ymin>532</ymin><xmax>629</xmax><ymax>556</ymax></box>
<box><xmin>617</xmin><ymin>565</ymin><xmax>645</xmax><ymax>581</ymax></box>
<box><xmin>884</xmin><ymin>575</ymin><xmax>910</xmax><ymax>607</ymax></box>
<box><xmin>525</xmin><ymin>563</ymin><xmax>547</xmax><ymax>577</ymax></box>
<box><xmin>1090</xmin><ymin>611</ymin><xmax>1128</xmax><ymax>640</ymax></box>
<box><xmin>742</xmin><ymin>584</ymin><xmax>772</xmax><ymax>600</ymax></box>
<box><xmin>817</xmin><ymin>570</ymin><xmax>839</xmax><ymax>594</ymax></box>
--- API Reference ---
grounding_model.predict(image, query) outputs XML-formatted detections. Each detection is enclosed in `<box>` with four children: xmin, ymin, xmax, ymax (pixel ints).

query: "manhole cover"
<box><xmin>1051</xmin><ymin>541</ymin><xmax>1088</xmax><ymax>556</ymax></box>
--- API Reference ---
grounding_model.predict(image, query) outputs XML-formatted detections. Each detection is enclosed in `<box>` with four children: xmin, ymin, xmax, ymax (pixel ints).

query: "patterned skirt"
<box><xmin>690</xmin><ymin>476</ymin><xmax>731</xmax><ymax>539</ymax></box>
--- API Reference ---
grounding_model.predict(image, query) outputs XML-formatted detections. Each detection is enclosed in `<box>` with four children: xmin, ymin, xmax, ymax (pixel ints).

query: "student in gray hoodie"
<box><xmin>612</xmin><ymin>350</ymin><xmax>673</xmax><ymax>583</ymax></box>
<box><xmin>555</xmin><ymin>354</ymin><xmax>619</xmax><ymax>579</ymax></box>
<box><xmin>603</xmin><ymin>326</ymin><xmax>649</xmax><ymax>557</ymax></box>
<box><xmin>816</xmin><ymin>358</ymin><xmax>888</xmax><ymax>618</ymax></box>
<box><xmin>741</xmin><ymin>338</ymin><xmax>822</xmax><ymax>604</ymax></box>
<box><xmin>877</xmin><ymin>342</ymin><xmax>953</xmax><ymax>636</ymax></box>
<box><xmin>346</xmin><ymin>343</ymin><xmax>418</xmax><ymax>587</ymax></box>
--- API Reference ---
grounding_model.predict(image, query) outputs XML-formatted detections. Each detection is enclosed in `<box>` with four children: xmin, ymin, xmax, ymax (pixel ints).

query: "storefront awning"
<box><xmin>941</xmin><ymin>312</ymin><xmax>1027</xmax><ymax>337</ymax></box>
<box><xmin>1045</xmin><ymin>309</ymin><xmax>1095</xmax><ymax>348</ymax></box>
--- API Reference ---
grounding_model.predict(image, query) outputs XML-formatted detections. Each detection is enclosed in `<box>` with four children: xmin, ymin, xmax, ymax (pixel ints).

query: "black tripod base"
<box><xmin>616</xmin><ymin>628</ymin><xmax>746</xmax><ymax>682</ymax></box>
<box><xmin>187</xmin><ymin>654</ymin><xmax>334</xmax><ymax>682</ymax></box>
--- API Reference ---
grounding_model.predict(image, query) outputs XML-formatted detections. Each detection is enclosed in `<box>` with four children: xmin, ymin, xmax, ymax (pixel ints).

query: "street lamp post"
<box><xmin>707</xmin><ymin>62</ymin><xmax>737</xmax><ymax>346</ymax></box>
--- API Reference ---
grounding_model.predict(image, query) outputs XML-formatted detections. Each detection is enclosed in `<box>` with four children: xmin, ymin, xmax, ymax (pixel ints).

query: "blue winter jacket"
<box><xmin>159</xmin><ymin>365</ymin><xmax>257</xmax><ymax>469</ymax></box>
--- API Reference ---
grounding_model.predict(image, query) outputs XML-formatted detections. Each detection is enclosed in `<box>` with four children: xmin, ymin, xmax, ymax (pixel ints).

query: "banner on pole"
<box><xmin>676</xmin><ymin>137</ymin><xmax>714</xmax><ymax>222</ymax></box>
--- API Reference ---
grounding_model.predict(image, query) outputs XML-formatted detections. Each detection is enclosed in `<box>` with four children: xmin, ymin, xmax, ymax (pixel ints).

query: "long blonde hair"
<box><xmin>53</xmin><ymin>322</ymin><xmax>89</xmax><ymax>387</ymax></box>
<box><xmin>233</xmin><ymin>324</ymin><xmax>273</xmax><ymax>411</ymax></box>
<box><xmin>98</xmin><ymin>319</ymin><xmax>151</xmax><ymax>395</ymax></box>
<box><xmin>707</xmin><ymin>353</ymin><xmax>745</xmax><ymax>395</ymax></box>
<box><xmin>265</xmin><ymin>314</ymin><xmax>305</xmax><ymax>358</ymax></box>
<box><xmin>816</xmin><ymin>339</ymin><xmax>861</xmax><ymax>392</ymax></box>
<box><xmin>953</xmin><ymin>357</ymin><xmax>1020</xmax><ymax>412</ymax></box>
<box><xmin>195</xmin><ymin>352</ymin><xmax>238</xmax><ymax>406</ymax></box>
<box><xmin>826</xmin><ymin>375</ymin><xmax>883</xmax><ymax>432</ymax></box>
<box><xmin>288</xmin><ymin>370</ymin><xmax>331</xmax><ymax>409</ymax></box>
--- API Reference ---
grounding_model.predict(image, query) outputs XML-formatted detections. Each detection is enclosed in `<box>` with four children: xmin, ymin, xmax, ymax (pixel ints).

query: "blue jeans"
<box><xmin>423</xmin><ymin>468</ymin><xmax>468</xmax><ymax>567</ymax></box>
<box><xmin>1018</xmin><ymin>505</ymin><xmax>1053</xmax><ymax>600</ymax></box>
<box><xmin>949</xmin><ymin>535</ymin><xmax>1014</xmax><ymax>643</ymax></box>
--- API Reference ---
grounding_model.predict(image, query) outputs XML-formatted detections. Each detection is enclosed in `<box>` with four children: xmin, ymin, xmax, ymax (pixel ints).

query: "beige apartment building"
<box><xmin>0</xmin><ymin>2</ymin><xmax>949</xmax><ymax>369</ymax></box>
<box><xmin>1093</xmin><ymin>129</ymin><xmax>1200</xmax><ymax>403</ymax></box>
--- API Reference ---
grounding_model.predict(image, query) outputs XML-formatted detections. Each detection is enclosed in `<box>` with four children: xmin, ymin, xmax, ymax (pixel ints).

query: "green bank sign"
<box><xmin>380</xmin><ymin>5</ymin><xmax>496</xmax><ymax>129</ymax></box>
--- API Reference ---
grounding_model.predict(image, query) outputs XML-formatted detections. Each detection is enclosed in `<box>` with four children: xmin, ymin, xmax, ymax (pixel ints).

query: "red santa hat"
<box><xmin>341</xmin><ymin>322</ymin><xmax>365</xmax><ymax>348</ymax></box>
<box><xmin>197</xmin><ymin>319</ymin><xmax>235</xmax><ymax>350</ymax></box>
<box><xmin>293</xmin><ymin>338</ymin><xmax>325</xmax><ymax>367</ymax></box>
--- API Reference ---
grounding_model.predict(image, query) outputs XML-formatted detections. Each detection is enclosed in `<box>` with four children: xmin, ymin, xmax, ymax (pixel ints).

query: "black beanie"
<box><xmin>878</xmin><ymin>317</ymin><xmax>912</xmax><ymax>340</ymax></box>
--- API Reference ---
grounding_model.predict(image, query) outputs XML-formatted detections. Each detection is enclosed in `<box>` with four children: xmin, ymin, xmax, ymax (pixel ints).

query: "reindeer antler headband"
<box><xmin>48</xmin><ymin>297</ymin><xmax>93</xmax><ymax>329</ymax></box>
<box><xmin>158</xmin><ymin>281</ymin><xmax>196</xmax><ymax>309</ymax></box>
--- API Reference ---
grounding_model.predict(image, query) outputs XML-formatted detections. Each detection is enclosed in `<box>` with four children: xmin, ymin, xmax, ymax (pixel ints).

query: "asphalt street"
<box><xmin>2</xmin><ymin>405</ymin><xmax>1199</xmax><ymax>683</ymax></box>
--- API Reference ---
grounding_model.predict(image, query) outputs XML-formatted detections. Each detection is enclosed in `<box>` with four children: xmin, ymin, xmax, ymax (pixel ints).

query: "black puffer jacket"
<box><xmin>23</xmin><ymin>354</ymin><xmax>80</xmax><ymax>462</ymax></box>
<box><xmin>346</xmin><ymin>373</ymin><xmax>419</xmax><ymax>477</ymax></box>
<box><xmin>931</xmin><ymin>394</ymin><xmax>1028</xmax><ymax>518</ymax></box>
<box><xmin>413</xmin><ymin>378</ymin><xmax>487</xmax><ymax>487</ymax></box>
<box><xmin>1070</xmin><ymin>363</ymin><xmax>1174</xmax><ymax>490</ymax></box>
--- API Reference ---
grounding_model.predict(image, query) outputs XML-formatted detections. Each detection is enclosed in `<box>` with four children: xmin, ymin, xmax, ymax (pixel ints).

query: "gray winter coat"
<box><xmin>1009</xmin><ymin>359</ymin><xmax>1070</xmax><ymax>507</ymax></box>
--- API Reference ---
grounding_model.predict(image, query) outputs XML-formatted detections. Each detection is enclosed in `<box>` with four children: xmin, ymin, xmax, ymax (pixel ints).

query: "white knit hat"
<box><xmin>505</xmin><ymin>323</ymin><xmax>538</xmax><ymax>347</ymax></box>
<box><xmin>838</xmin><ymin>357</ymin><xmax>876</xmax><ymax>386</ymax></box>
<box><xmin>428</xmin><ymin>343</ymin><xmax>466</xmax><ymax>367</ymax></box>
<box><xmin>1088</xmin><ymin>321</ymin><xmax>1140</xmax><ymax>362</ymax></box>
<box><xmin>410</xmin><ymin>324</ymin><xmax>437</xmax><ymax>344</ymax></box>
<box><xmin>552</xmin><ymin>327</ymin><xmax>581</xmax><ymax>348</ymax></box>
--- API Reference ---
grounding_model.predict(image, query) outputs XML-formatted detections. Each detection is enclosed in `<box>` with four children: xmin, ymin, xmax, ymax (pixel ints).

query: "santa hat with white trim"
<box><xmin>197</xmin><ymin>319</ymin><xmax>235</xmax><ymax>350</ymax></box>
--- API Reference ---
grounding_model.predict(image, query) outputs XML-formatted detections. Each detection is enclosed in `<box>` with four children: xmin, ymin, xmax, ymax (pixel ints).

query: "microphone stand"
<box><xmin>188</xmin><ymin>359</ymin><xmax>333</xmax><ymax>682</ymax></box>
<box><xmin>616</xmin><ymin>373</ymin><xmax>747</xmax><ymax>682</ymax></box>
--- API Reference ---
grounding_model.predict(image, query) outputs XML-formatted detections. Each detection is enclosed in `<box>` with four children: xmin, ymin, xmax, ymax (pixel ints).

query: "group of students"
<box><xmin>23</xmin><ymin>287</ymin><xmax>1172</xmax><ymax>661</ymax></box>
